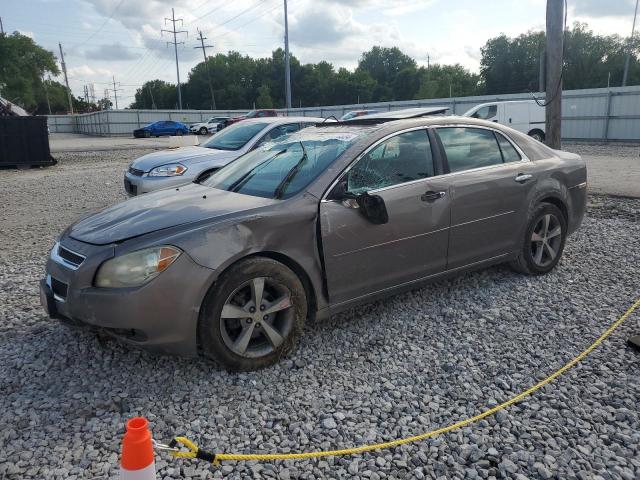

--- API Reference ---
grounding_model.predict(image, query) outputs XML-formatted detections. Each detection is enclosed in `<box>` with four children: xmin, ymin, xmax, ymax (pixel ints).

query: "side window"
<box><xmin>438</xmin><ymin>127</ymin><xmax>503</xmax><ymax>173</ymax></box>
<box><xmin>471</xmin><ymin>105</ymin><xmax>497</xmax><ymax>120</ymax></box>
<box><xmin>257</xmin><ymin>111</ymin><xmax>266</xmax><ymax>117</ymax></box>
<box><xmin>495</xmin><ymin>132</ymin><xmax>522</xmax><ymax>163</ymax></box>
<box><xmin>347</xmin><ymin>129</ymin><xmax>434</xmax><ymax>194</ymax></box>
<box><xmin>254</xmin><ymin>124</ymin><xmax>298</xmax><ymax>147</ymax></box>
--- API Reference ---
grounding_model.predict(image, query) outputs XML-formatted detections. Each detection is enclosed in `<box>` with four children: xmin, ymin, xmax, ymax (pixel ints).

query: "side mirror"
<box><xmin>356</xmin><ymin>192</ymin><xmax>388</xmax><ymax>225</ymax></box>
<box><xmin>329</xmin><ymin>179</ymin><xmax>349</xmax><ymax>200</ymax></box>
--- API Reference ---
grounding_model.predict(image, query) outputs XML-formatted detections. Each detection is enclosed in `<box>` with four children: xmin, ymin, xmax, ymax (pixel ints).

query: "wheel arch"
<box><xmin>200</xmin><ymin>251</ymin><xmax>318</xmax><ymax>324</ymax></box>
<box><xmin>537</xmin><ymin>194</ymin><xmax>568</xmax><ymax>224</ymax></box>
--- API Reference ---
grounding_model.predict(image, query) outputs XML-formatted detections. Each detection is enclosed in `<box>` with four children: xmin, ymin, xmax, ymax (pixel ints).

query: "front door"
<box><xmin>320</xmin><ymin>129</ymin><xmax>451</xmax><ymax>306</ymax></box>
<box><xmin>435</xmin><ymin>126</ymin><xmax>537</xmax><ymax>269</ymax></box>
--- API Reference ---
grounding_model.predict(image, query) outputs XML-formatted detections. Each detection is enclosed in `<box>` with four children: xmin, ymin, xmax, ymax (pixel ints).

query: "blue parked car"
<box><xmin>133</xmin><ymin>121</ymin><xmax>189</xmax><ymax>138</ymax></box>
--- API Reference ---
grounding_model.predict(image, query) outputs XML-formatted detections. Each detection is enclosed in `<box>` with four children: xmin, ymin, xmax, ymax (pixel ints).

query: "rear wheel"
<box><xmin>510</xmin><ymin>203</ymin><xmax>567</xmax><ymax>275</ymax></box>
<box><xmin>199</xmin><ymin>257</ymin><xmax>307</xmax><ymax>371</ymax></box>
<box><xmin>528</xmin><ymin>129</ymin><xmax>545</xmax><ymax>142</ymax></box>
<box><xmin>199</xmin><ymin>127</ymin><xmax>208</xmax><ymax>135</ymax></box>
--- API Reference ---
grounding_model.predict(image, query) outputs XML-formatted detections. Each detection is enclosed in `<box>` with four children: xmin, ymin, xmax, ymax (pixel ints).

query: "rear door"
<box><xmin>320</xmin><ymin>128</ymin><xmax>450</xmax><ymax>305</ymax></box>
<box><xmin>435</xmin><ymin>126</ymin><xmax>537</xmax><ymax>269</ymax></box>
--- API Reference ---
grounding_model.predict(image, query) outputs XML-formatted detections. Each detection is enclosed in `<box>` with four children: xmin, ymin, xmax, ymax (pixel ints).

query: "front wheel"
<box><xmin>510</xmin><ymin>203</ymin><xmax>567</xmax><ymax>275</ymax></box>
<box><xmin>199</xmin><ymin>257</ymin><xmax>307</xmax><ymax>371</ymax></box>
<box><xmin>199</xmin><ymin>127</ymin><xmax>208</xmax><ymax>135</ymax></box>
<box><xmin>144</xmin><ymin>131</ymin><xmax>151</xmax><ymax>138</ymax></box>
<box><xmin>175</xmin><ymin>129</ymin><xmax>184</xmax><ymax>136</ymax></box>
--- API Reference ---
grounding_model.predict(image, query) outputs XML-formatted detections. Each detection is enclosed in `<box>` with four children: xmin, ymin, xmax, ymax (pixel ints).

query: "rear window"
<box><xmin>509</xmin><ymin>130</ymin><xmax>555</xmax><ymax>160</ymax></box>
<box><xmin>201</xmin><ymin>122</ymin><xmax>268</xmax><ymax>151</ymax></box>
<box><xmin>437</xmin><ymin>127</ymin><xmax>503</xmax><ymax>173</ymax></box>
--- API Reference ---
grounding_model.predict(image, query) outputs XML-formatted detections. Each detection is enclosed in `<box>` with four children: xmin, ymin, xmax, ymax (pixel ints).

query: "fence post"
<box><xmin>603</xmin><ymin>90</ymin><xmax>613</xmax><ymax>142</ymax></box>
<box><xmin>136</xmin><ymin>110</ymin><xmax>141</xmax><ymax>130</ymax></box>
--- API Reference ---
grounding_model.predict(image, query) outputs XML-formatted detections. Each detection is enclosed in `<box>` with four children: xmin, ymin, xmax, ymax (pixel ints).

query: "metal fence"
<box><xmin>47</xmin><ymin>85</ymin><xmax>640</xmax><ymax>141</ymax></box>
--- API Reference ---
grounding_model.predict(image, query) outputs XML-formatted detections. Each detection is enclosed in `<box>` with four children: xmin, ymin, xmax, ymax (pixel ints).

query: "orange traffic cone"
<box><xmin>120</xmin><ymin>417</ymin><xmax>156</xmax><ymax>479</ymax></box>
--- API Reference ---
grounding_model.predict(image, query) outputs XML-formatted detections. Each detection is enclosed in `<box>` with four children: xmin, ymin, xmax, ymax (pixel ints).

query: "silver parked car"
<box><xmin>41</xmin><ymin>111</ymin><xmax>586</xmax><ymax>371</ymax></box>
<box><xmin>124</xmin><ymin>117</ymin><xmax>324</xmax><ymax>196</ymax></box>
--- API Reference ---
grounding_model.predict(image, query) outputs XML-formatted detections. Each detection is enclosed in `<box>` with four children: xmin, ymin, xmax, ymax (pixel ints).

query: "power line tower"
<box><xmin>109</xmin><ymin>75</ymin><xmax>123</xmax><ymax>109</ymax></box>
<box><xmin>283</xmin><ymin>0</ymin><xmax>292</xmax><ymax>110</ymax></box>
<box><xmin>58</xmin><ymin>43</ymin><xmax>74</xmax><ymax>114</ymax></box>
<box><xmin>162</xmin><ymin>8</ymin><xmax>187</xmax><ymax>109</ymax></box>
<box><xmin>83</xmin><ymin>85</ymin><xmax>89</xmax><ymax>103</ymax></box>
<box><xmin>89</xmin><ymin>83</ymin><xmax>96</xmax><ymax>104</ymax></box>
<box><xmin>194</xmin><ymin>29</ymin><xmax>216</xmax><ymax>110</ymax></box>
<box><xmin>0</xmin><ymin>17</ymin><xmax>5</xmax><ymax>35</ymax></box>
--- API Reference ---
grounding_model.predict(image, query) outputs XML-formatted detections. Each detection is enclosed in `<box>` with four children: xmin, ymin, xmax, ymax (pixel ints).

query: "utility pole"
<box><xmin>58</xmin><ymin>43</ymin><xmax>74</xmax><ymax>114</ymax></box>
<box><xmin>110</xmin><ymin>75</ymin><xmax>123</xmax><ymax>109</ymax></box>
<box><xmin>147</xmin><ymin>85</ymin><xmax>157</xmax><ymax>109</ymax></box>
<box><xmin>0</xmin><ymin>17</ymin><xmax>4</xmax><ymax>35</ymax></box>
<box><xmin>162</xmin><ymin>8</ymin><xmax>187</xmax><ymax>109</ymax></box>
<box><xmin>194</xmin><ymin>29</ymin><xmax>216</xmax><ymax>109</ymax></box>
<box><xmin>538</xmin><ymin>47</ymin><xmax>545</xmax><ymax>92</ymax></box>
<box><xmin>283</xmin><ymin>0</ymin><xmax>292</xmax><ymax>110</ymax></box>
<box><xmin>622</xmin><ymin>0</ymin><xmax>639</xmax><ymax>87</ymax></box>
<box><xmin>545</xmin><ymin>0</ymin><xmax>564</xmax><ymax>149</ymax></box>
<box><xmin>44</xmin><ymin>76</ymin><xmax>52</xmax><ymax>115</ymax></box>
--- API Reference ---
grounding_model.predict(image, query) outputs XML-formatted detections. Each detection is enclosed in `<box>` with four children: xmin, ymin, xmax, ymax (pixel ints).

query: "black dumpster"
<box><xmin>0</xmin><ymin>116</ymin><xmax>56</xmax><ymax>168</ymax></box>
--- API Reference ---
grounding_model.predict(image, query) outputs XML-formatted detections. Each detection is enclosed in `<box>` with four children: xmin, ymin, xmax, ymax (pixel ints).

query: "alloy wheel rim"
<box><xmin>219</xmin><ymin>277</ymin><xmax>294</xmax><ymax>358</ymax></box>
<box><xmin>530</xmin><ymin>213</ymin><xmax>562</xmax><ymax>267</ymax></box>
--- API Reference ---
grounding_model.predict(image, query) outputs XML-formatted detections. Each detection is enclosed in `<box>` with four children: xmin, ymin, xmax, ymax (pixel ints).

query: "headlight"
<box><xmin>148</xmin><ymin>163</ymin><xmax>188</xmax><ymax>177</ymax></box>
<box><xmin>95</xmin><ymin>246</ymin><xmax>181</xmax><ymax>288</ymax></box>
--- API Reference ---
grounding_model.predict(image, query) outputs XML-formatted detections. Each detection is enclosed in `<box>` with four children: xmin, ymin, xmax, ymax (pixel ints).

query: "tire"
<box><xmin>175</xmin><ymin>129</ymin><xmax>184</xmax><ymax>136</ymax></box>
<box><xmin>528</xmin><ymin>129</ymin><xmax>545</xmax><ymax>142</ymax></box>
<box><xmin>144</xmin><ymin>131</ymin><xmax>151</xmax><ymax>138</ymax></box>
<box><xmin>199</xmin><ymin>127</ymin><xmax>208</xmax><ymax>135</ymax></box>
<box><xmin>510</xmin><ymin>202</ymin><xmax>567</xmax><ymax>275</ymax></box>
<box><xmin>199</xmin><ymin>257</ymin><xmax>307</xmax><ymax>371</ymax></box>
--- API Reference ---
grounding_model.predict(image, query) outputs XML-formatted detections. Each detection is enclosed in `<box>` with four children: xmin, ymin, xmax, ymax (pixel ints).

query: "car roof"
<box><xmin>240</xmin><ymin>116</ymin><xmax>326</xmax><ymax>125</ymax></box>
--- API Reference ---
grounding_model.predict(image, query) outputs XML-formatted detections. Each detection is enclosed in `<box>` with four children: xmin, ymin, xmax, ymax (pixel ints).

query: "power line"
<box><xmin>194</xmin><ymin>29</ymin><xmax>216</xmax><ymax>109</ymax></box>
<box><xmin>162</xmin><ymin>8</ymin><xmax>188</xmax><ymax>109</ymax></box>
<box><xmin>73</xmin><ymin>0</ymin><xmax>125</xmax><ymax>47</ymax></box>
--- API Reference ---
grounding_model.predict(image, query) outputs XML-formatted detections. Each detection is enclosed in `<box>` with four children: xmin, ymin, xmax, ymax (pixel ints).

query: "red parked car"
<box><xmin>219</xmin><ymin>109</ymin><xmax>279</xmax><ymax>130</ymax></box>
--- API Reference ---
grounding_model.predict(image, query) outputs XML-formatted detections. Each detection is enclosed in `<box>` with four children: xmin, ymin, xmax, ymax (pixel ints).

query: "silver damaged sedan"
<box><xmin>41</xmin><ymin>113</ymin><xmax>587</xmax><ymax>371</ymax></box>
<box><xmin>124</xmin><ymin>116</ymin><xmax>323</xmax><ymax>196</ymax></box>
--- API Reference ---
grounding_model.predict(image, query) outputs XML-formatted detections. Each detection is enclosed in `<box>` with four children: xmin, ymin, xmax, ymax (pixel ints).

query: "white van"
<box><xmin>463</xmin><ymin>100</ymin><xmax>546</xmax><ymax>141</ymax></box>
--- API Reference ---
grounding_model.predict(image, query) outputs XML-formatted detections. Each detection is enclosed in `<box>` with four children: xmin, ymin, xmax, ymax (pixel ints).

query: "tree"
<box><xmin>255</xmin><ymin>84</ymin><xmax>273</xmax><ymax>108</ymax></box>
<box><xmin>0</xmin><ymin>32</ymin><xmax>59</xmax><ymax>112</ymax></box>
<box><xmin>131</xmin><ymin>80</ymin><xmax>177</xmax><ymax>109</ymax></box>
<box><xmin>480</xmin><ymin>23</ymin><xmax>640</xmax><ymax>94</ymax></box>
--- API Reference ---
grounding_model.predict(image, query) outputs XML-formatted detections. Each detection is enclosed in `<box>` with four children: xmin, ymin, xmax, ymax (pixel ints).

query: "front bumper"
<box><xmin>41</xmin><ymin>237</ymin><xmax>215</xmax><ymax>356</ymax></box>
<box><xmin>124</xmin><ymin>170</ymin><xmax>193</xmax><ymax>196</ymax></box>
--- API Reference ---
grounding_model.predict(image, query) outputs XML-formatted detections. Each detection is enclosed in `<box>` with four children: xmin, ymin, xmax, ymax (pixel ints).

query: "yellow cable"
<box><xmin>170</xmin><ymin>297</ymin><xmax>640</xmax><ymax>463</ymax></box>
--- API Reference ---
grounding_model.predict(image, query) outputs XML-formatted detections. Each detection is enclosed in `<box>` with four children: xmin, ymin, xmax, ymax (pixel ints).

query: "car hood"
<box><xmin>68</xmin><ymin>183</ymin><xmax>278</xmax><ymax>245</ymax></box>
<box><xmin>131</xmin><ymin>146</ymin><xmax>242</xmax><ymax>171</ymax></box>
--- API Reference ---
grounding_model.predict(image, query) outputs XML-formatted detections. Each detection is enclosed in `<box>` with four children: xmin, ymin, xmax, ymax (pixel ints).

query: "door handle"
<box><xmin>515</xmin><ymin>173</ymin><xmax>533</xmax><ymax>183</ymax></box>
<box><xmin>421</xmin><ymin>190</ymin><xmax>446</xmax><ymax>202</ymax></box>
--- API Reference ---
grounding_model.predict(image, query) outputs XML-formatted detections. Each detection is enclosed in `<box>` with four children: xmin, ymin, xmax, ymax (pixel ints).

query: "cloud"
<box><xmin>571</xmin><ymin>0</ymin><xmax>637</xmax><ymax>18</ymax></box>
<box><xmin>83</xmin><ymin>43</ymin><xmax>138</xmax><ymax>61</ymax></box>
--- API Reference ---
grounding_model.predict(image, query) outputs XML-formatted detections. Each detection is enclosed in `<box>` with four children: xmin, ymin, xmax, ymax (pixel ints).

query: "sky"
<box><xmin>2</xmin><ymin>0</ymin><xmax>638</xmax><ymax>107</ymax></box>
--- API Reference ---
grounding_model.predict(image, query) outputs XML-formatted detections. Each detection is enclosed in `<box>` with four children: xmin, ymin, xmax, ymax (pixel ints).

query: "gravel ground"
<box><xmin>0</xmin><ymin>150</ymin><xmax>639</xmax><ymax>480</ymax></box>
